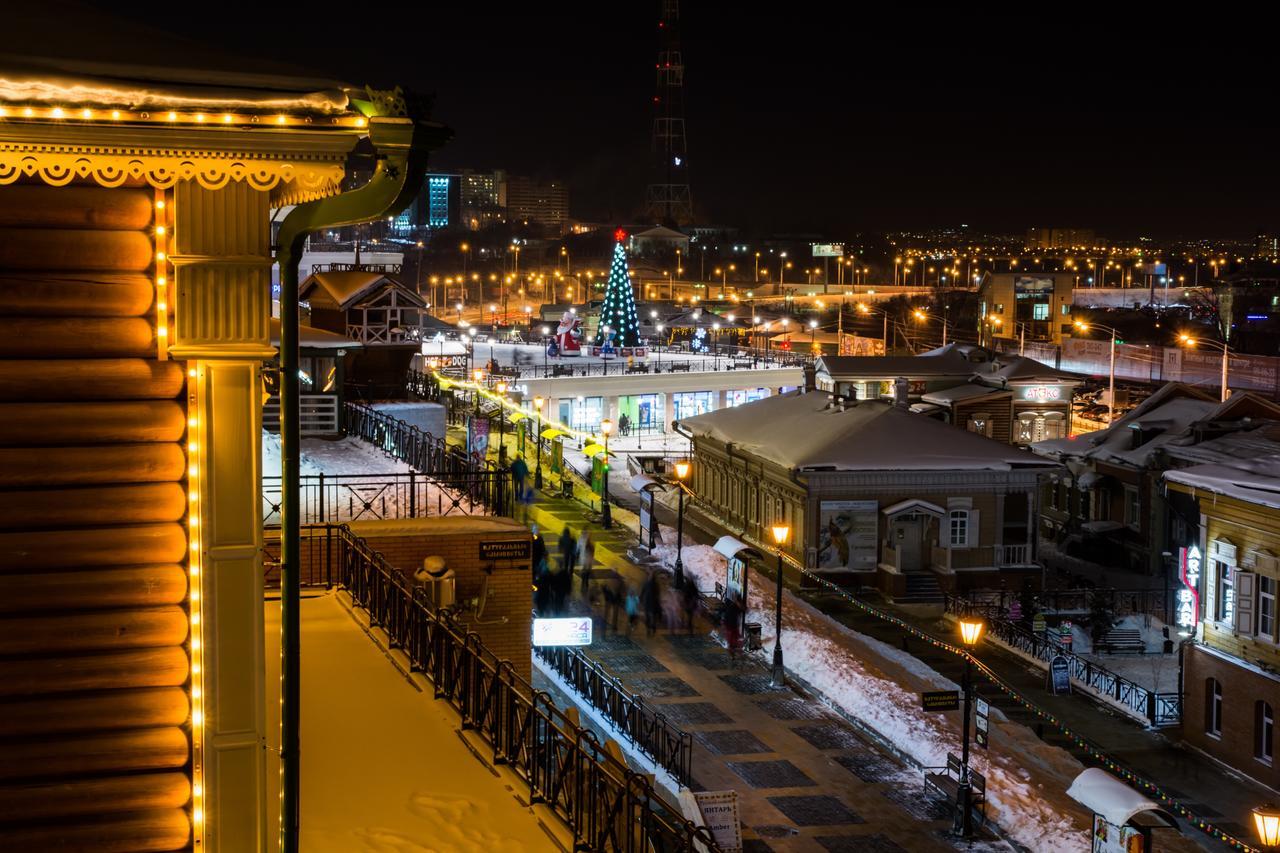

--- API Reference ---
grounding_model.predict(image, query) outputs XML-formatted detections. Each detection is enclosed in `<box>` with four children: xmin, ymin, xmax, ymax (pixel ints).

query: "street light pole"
<box><xmin>600</xmin><ymin>418</ymin><xmax>613</xmax><ymax>529</ymax></box>
<box><xmin>674</xmin><ymin>461</ymin><xmax>690</xmax><ymax>588</ymax></box>
<box><xmin>957</xmin><ymin>618</ymin><xmax>985</xmax><ymax>840</ymax></box>
<box><xmin>496</xmin><ymin>382</ymin><xmax>508</xmax><ymax>466</ymax></box>
<box><xmin>770</xmin><ymin>525</ymin><xmax>790</xmax><ymax>687</ymax></box>
<box><xmin>534</xmin><ymin>396</ymin><xmax>544</xmax><ymax>489</ymax></box>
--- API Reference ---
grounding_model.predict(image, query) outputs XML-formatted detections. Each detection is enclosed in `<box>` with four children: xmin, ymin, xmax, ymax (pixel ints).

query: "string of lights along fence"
<box><xmin>792</xmin><ymin>565</ymin><xmax>1262</xmax><ymax>853</ymax></box>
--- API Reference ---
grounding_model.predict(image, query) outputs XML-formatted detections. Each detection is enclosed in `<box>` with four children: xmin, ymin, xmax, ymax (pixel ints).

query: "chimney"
<box><xmin>894</xmin><ymin>377</ymin><xmax>910</xmax><ymax>408</ymax></box>
<box><xmin>803</xmin><ymin>363</ymin><xmax>817</xmax><ymax>392</ymax></box>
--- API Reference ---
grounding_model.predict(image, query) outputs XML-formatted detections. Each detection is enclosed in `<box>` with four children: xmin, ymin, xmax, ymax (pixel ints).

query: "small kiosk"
<box><xmin>1066</xmin><ymin>768</ymin><xmax>1178</xmax><ymax>853</ymax></box>
<box><xmin>713</xmin><ymin>536</ymin><xmax>764</xmax><ymax>650</ymax></box>
<box><xmin>629</xmin><ymin>474</ymin><xmax>667</xmax><ymax>549</ymax></box>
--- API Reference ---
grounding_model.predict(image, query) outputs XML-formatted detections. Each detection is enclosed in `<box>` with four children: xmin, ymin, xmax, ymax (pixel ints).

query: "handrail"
<box><xmin>534</xmin><ymin>644</ymin><xmax>693</xmax><ymax>787</ymax></box>
<box><xmin>329</xmin><ymin>522</ymin><xmax>718</xmax><ymax>852</ymax></box>
<box><xmin>943</xmin><ymin>593</ymin><xmax>1180</xmax><ymax>727</ymax></box>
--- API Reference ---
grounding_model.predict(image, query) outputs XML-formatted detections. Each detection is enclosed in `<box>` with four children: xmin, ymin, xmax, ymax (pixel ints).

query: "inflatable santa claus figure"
<box><xmin>554</xmin><ymin>311</ymin><xmax>582</xmax><ymax>357</ymax></box>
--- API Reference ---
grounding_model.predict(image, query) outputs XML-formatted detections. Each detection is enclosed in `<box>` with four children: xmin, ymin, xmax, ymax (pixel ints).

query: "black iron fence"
<box><xmin>327</xmin><ymin>523</ymin><xmax>716</xmax><ymax>852</ymax></box>
<box><xmin>966</xmin><ymin>586</ymin><xmax>1170</xmax><ymax>622</ymax></box>
<box><xmin>534</xmin><ymin>645</ymin><xmax>693</xmax><ymax>787</ymax></box>
<box><xmin>944</xmin><ymin>594</ymin><xmax>1181</xmax><ymax>727</ymax></box>
<box><xmin>262</xmin><ymin>472</ymin><xmax>492</xmax><ymax>526</ymax></box>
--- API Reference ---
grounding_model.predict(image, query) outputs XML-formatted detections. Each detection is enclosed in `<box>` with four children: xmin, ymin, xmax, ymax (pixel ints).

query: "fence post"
<box><xmin>318</xmin><ymin>472</ymin><xmax>325</xmax><ymax>524</ymax></box>
<box><xmin>1147</xmin><ymin>691</ymin><xmax>1156</xmax><ymax>726</ymax></box>
<box><xmin>409</xmin><ymin>471</ymin><xmax>417</xmax><ymax>518</ymax></box>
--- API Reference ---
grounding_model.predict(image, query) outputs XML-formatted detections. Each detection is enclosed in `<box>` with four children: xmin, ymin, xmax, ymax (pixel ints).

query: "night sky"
<box><xmin>45</xmin><ymin>4</ymin><xmax>1280</xmax><ymax>239</ymax></box>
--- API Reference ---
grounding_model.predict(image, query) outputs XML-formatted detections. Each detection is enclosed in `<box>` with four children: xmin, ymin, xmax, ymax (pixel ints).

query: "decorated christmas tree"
<box><xmin>595</xmin><ymin>231</ymin><xmax>641</xmax><ymax>348</ymax></box>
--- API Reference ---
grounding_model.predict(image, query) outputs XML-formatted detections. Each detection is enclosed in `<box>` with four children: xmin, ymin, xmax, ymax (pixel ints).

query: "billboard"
<box><xmin>838</xmin><ymin>334</ymin><xmax>886</xmax><ymax>356</ymax></box>
<box><xmin>817</xmin><ymin>500</ymin><xmax>878</xmax><ymax>571</ymax></box>
<box><xmin>1014</xmin><ymin>276</ymin><xmax>1055</xmax><ymax>295</ymax></box>
<box><xmin>532</xmin><ymin>617</ymin><xmax>593</xmax><ymax>647</ymax></box>
<box><xmin>812</xmin><ymin>243</ymin><xmax>844</xmax><ymax>257</ymax></box>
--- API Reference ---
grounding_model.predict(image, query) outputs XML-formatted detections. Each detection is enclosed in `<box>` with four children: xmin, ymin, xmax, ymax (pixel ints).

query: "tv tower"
<box><xmin>644</xmin><ymin>0</ymin><xmax>693</xmax><ymax>226</ymax></box>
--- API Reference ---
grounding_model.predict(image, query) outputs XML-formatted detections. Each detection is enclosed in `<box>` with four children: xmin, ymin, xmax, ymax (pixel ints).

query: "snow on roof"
<box><xmin>1166</xmin><ymin>462</ymin><xmax>1280</xmax><ymax>510</ymax></box>
<box><xmin>1032</xmin><ymin>396</ymin><xmax>1220</xmax><ymax>467</ymax></box>
<box><xmin>269</xmin><ymin>318</ymin><xmax>360</xmax><ymax>349</ymax></box>
<box><xmin>1066</xmin><ymin>768</ymin><xmax>1177</xmax><ymax>828</ymax></box>
<box><xmin>679</xmin><ymin>392</ymin><xmax>1060</xmax><ymax>473</ymax></box>
<box><xmin>921</xmin><ymin>384</ymin><xmax>1010</xmax><ymax>405</ymax></box>
<box><xmin>713</xmin><ymin>535</ymin><xmax>760</xmax><ymax>560</ymax></box>
<box><xmin>817</xmin><ymin>349</ymin><xmax>979</xmax><ymax>379</ymax></box>
<box><xmin>987</xmin><ymin>356</ymin><xmax>1080</xmax><ymax>384</ymax></box>
<box><xmin>1164</xmin><ymin>423</ymin><xmax>1280</xmax><ymax>467</ymax></box>
<box><xmin>300</xmin><ymin>271</ymin><xmax>394</xmax><ymax>308</ymax></box>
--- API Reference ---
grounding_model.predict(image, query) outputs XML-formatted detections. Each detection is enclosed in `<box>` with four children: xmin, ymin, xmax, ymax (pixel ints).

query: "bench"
<box><xmin>924</xmin><ymin>753</ymin><xmax>986</xmax><ymax>827</ymax></box>
<box><xmin>668</xmin><ymin>362</ymin><xmax>692</xmax><ymax>372</ymax></box>
<box><xmin>1096</xmin><ymin>629</ymin><xmax>1145</xmax><ymax>654</ymax></box>
<box><xmin>625</xmin><ymin>365</ymin><xmax>650</xmax><ymax>374</ymax></box>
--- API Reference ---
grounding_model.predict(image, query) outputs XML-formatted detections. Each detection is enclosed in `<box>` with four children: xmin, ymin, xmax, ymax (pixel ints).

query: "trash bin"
<box><xmin>744</xmin><ymin>622</ymin><xmax>762</xmax><ymax>651</ymax></box>
<box><xmin>561</xmin><ymin>479</ymin><xmax>574</xmax><ymax>499</ymax></box>
<box><xmin>414</xmin><ymin>556</ymin><xmax>454</xmax><ymax>610</ymax></box>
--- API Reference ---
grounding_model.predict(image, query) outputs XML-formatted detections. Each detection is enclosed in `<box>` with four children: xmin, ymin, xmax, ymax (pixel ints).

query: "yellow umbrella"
<box><xmin>582</xmin><ymin>443</ymin><xmax>611</xmax><ymax>458</ymax></box>
<box><xmin>540</xmin><ymin>428</ymin><xmax>565</xmax><ymax>440</ymax></box>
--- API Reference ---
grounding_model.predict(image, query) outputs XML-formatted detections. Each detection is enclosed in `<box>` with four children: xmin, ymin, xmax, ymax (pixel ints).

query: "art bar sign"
<box><xmin>1177</xmin><ymin>545</ymin><xmax>1202</xmax><ymax>630</ymax></box>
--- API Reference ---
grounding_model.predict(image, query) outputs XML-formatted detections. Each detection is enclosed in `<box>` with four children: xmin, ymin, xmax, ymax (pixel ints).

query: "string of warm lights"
<box><xmin>186</xmin><ymin>364</ymin><xmax>205</xmax><ymax>846</ymax></box>
<box><xmin>791</xmin><ymin>566</ymin><xmax>1261</xmax><ymax>853</ymax></box>
<box><xmin>155</xmin><ymin>191</ymin><xmax>169</xmax><ymax>359</ymax></box>
<box><xmin>435</xmin><ymin>372</ymin><xmax>610</xmax><ymax>455</ymax></box>
<box><xmin>0</xmin><ymin>104</ymin><xmax>367</xmax><ymax>128</ymax></box>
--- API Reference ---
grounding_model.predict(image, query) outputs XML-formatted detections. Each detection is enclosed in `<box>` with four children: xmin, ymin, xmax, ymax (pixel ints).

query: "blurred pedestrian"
<box><xmin>721</xmin><ymin>592</ymin><xmax>743</xmax><ymax>661</ymax></box>
<box><xmin>602</xmin><ymin>578</ymin><xmax>622</xmax><ymax>635</ymax></box>
<box><xmin>625</xmin><ymin>585</ymin><xmax>639</xmax><ymax>636</ymax></box>
<box><xmin>559</xmin><ymin>526</ymin><xmax>578</xmax><ymax>590</ymax></box>
<box><xmin>530</xmin><ymin>525</ymin><xmax>547</xmax><ymax>575</ymax></box>
<box><xmin>642</xmin><ymin>573</ymin><xmax>662</xmax><ymax>637</ymax></box>
<box><xmin>577</xmin><ymin>529</ymin><xmax>595</xmax><ymax>592</ymax></box>
<box><xmin>682</xmin><ymin>577</ymin><xmax>699</xmax><ymax>633</ymax></box>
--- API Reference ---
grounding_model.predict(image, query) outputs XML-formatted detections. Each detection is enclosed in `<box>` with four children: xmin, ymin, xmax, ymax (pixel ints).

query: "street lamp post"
<box><xmin>533</xmin><ymin>395</ymin><xmax>544</xmax><ymax>489</ymax></box>
<box><xmin>770</xmin><ymin>525</ymin><xmax>790</xmax><ymax>687</ymax></box>
<box><xmin>1179</xmin><ymin>335</ymin><xmax>1232</xmax><ymax>403</ymax></box>
<box><xmin>495</xmin><ymin>381</ymin><xmax>508</xmax><ymax>465</ymax></box>
<box><xmin>1076</xmin><ymin>321</ymin><xmax>1120</xmax><ymax>422</ymax></box>
<box><xmin>673</xmin><ymin>461</ymin><xmax>690</xmax><ymax>588</ymax></box>
<box><xmin>957</xmin><ymin>618</ymin><xmax>985</xmax><ymax>839</ymax></box>
<box><xmin>600</xmin><ymin>418</ymin><xmax>613</xmax><ymax>529</ymax></box>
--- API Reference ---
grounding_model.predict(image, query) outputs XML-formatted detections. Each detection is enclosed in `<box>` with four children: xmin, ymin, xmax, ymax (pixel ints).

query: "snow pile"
<box><xmin>652</xmin><ymin>532</ymin><xmax>1091</xmax><ymax>852</ymax></box>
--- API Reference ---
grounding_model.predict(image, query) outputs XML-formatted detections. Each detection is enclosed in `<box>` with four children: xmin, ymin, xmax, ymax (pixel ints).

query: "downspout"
<box><xmin>273</xmin><ymin>101</ymin><xmax>449</xmax><ymax>853</ymax></box>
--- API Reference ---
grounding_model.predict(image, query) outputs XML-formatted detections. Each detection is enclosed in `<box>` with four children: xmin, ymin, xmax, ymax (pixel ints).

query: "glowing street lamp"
<box><xmin>1075</xmin><ymin>321</ymin><xmax>1121</xmax><ymax>423</ymax></box>
<box><xmin>673</xmin><ymin>460</ymin><xmax>691</xmax><ymax>588</ymax></box>
<box><xmin>1254</xmin><ymin>804</ymin><xmax>1280</xmax><ymax>849</ymax></box>
<box><xmin>770</xmin><ymin>524</ymin><xmax>791</xmax><ymax>687</ymax></box>
<box><xmin>1178</xmin><ymin>334</ymin><xmax>1232</xmax><ymax>403</ymax></box>
<box><xmin>956</xmin><ymin>618</ymin><xmax>985</xmax><ymax>839</ymax></box>
<box><xmin>600</xmin><ymin>418</ymin><xmax>614</xmax><ymax>528</ymax></box>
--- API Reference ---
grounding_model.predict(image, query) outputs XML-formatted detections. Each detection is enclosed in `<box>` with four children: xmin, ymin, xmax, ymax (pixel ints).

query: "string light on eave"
<box><xmin>0</xmin><ymin>104</ymin><xmax>371</xmax><ymax>129</ymax></box>
<box><xmin>186</xmin><ymin>365</ymin><xmax>205</xmax><ymax>848</ymax></box>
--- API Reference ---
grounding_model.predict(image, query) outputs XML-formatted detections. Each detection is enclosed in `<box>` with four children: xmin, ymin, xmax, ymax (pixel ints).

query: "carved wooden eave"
<box><xmin>0</xmin><ymin>120</ymin><xmax>361</xmax><ymax>205</ymax></box>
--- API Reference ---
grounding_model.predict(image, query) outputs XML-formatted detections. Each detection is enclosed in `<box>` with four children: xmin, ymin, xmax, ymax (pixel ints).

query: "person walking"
<box><xmin>530</xmin><ymin>525</ymin><xmax>548</xmax><ymax>577</ymax></box>
<box><xmin>577</xmin><ymin>529</ymin><xmax>594</xmax><ymax>594</ymax></box>
<box><xmin>559</xmin><ymin>526</ymin><xmax>578</xmax><ymax>593</ymax></box>
<box><xmin>642</xmin><ymin>573</ymin><xmax>662</xmax><ymax>637</ymax></box>
<box><xmin>510</xmin><ymin>454</ymin><xmax>530</xmax><ymax>519</ymax></box>
<box><xmin>721</xmin><ymin>592</ymin><xmax>743</xmax><ymax>662</ymax></box>
<box><xmin>682</xmin><ymin>577</ymin><xmax>699</xmax><ymax>634</ymax></box>
<box><xmin>624</xmin><ymin>584</ymin><xmax>639</xmax><ymax>636</ymax></box>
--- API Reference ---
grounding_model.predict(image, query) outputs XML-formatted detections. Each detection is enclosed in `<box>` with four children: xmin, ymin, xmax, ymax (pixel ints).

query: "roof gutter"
<box><xmin>273</xmin><ymin>95</ymin><xmax>450</xmax><ymax>853</ymax></box>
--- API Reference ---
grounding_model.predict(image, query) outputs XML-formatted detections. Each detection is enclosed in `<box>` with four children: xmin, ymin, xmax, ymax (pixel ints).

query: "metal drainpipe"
<box><xmin>273</xmin><ymin>106</ymin><xmax>449</xmax><ymax>853</ymax></box>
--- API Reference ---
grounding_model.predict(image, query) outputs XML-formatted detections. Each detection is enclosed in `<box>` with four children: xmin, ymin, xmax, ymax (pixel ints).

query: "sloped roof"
<box><xmin>269</xmin><ymin>318</ymin><xmax>361</xmax><ymax>350</ymax></box>
<box><xmin>986</xmin><ymin>356</ymin><xmax>1080</xmax><ymax>384</ymax></box>
<box><xmin>1166</xmin><ymin>462</ymin><xmax>1280</xmax><ymax>510</ymax></box>
<box><xmin>678</xmin><ymin>391</ymin><xmax>1059</xmax><ymax>473</ymax></box>
<box><xmin>922</xmin><ymin>384</ymin><xmax>1011</xmax><ymax>405</ymax></box>
<box><xmin>300</xmin><ymin>271</ymin><xmax>398</xmax><ymax>309</ymax></box>
<box><xmin>817</xmin><ymin>350</ymin><xmax>979</xmax><ymax>379</ymax></box>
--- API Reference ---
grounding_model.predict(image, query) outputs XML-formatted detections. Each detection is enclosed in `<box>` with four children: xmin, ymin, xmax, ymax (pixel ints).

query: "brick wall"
<box><xmin>271</xmin><ymin>519</ymin><xmax>533</xmax><ymax>680</ymax></box>
<box><xmin>1182</xmin><ymin>644</ymin><xmax>1280</xmax><ymax>790</ymax></box>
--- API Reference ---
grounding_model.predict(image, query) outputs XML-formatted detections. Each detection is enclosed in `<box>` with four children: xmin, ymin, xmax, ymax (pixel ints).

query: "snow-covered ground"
<box><xmin>651</xmin><ymin>530</ymin><xmax>1095</xmax><ymax>853</ymax></box>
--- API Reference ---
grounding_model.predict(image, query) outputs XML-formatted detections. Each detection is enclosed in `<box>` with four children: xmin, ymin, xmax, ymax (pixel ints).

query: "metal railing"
<box><xmin>263</xmin><ymin>394</ymin><xmax>340</xmax><ymax>437</ymax></box>
<box><xmin>262</xmin><ymin>472</ymin><xmax>490</xmax><ymax>526</ymax></box>
<box><xmin>534</xmin><ymin>645</ymin><xmax>693</xmax><ymax>787</ymax></box>
<box><xmin>944</xmin><ymin>594</ymin><xmax>1180</xmax><ymax>727</ymax></box>
<box><xmin>343</xmin><ymin>402</ymin><xmax>510</xmax><ymax>517</ymax></box>
<box><xmin>964</xmin><ymin>587</ymin><xmax>1169</xmax><ymax>621</ymax></box>
<box><xmin>994</xmin><ymin>544</ymin><xmax>1031</xmax><ymax>566</ymax></box>
<box><xmin>328</xmin><ymin>523</ymin><xmax>717</xmax><ymax>852</ymax></box>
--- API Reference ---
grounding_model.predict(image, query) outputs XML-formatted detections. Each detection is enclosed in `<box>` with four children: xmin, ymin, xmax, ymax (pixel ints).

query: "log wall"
<box><xmin>0</xmin><ymin>183</ymin><xmax>192</xmax><ymax>851</ymax></box>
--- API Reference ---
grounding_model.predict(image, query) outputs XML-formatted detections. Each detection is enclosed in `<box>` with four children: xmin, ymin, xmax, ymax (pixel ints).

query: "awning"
<box><xmin>508</xmin><ymin>411</ymin><xmax>528</xmax><ymax>422</ymax></box>
<box><xmin>629</xmin><ymin>474</ymin><xmax>668</xmax><ymax>494</ymax></box>
<box><xmin>713</xmin><ymin>535</ymin><xmax>762</xmax><ymax>562</ymax></box>
<box><xmin>1066</xmin><ymin>768</ymin><xmax>1178</xmax><ymax>829</ymax></box>
<box><xmin>540</xmin><ymin>428</ymin><xmax>566</xmax><ymax>440</ymax></box>
<box><xmin>582</xmin><ymin>443</ymin><xmax>607</xmax><ymax>458</ymax></box>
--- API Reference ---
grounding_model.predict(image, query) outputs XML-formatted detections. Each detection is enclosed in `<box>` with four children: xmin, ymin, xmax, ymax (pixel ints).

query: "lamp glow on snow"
<box><xmin>674</xmin><ymin>460</ymin><xmax>690</xmax><ymax>480</ymax></box>
<box><xmin>1255</xmin><ymin>804</ymin><xmax>1280</xmax><ymax>848</ymax></box>
<box><xmin>772</xmin><ymin>525</ymin><xmax>790</xmax><ymax>546</ymax></box>
<box><xmin>959</xmin><ymin>618</ymin><xmax>985</xmax><ymax>647</ymax></box>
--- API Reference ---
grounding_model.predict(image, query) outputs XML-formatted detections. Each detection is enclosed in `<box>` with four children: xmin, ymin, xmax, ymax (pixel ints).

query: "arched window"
<box><xmin>1205</xmin><ymin>678</ymin><xmax>1223</xmax><ymax>738</ymax></box>
<box><xmin>1257</xmin><ymin>701</ymin><xmax>1274</xmax><ymax>764</ymax></box>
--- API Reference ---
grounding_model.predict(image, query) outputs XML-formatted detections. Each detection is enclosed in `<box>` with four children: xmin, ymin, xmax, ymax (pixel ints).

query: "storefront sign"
<box><xmin>975</xmin><ymin>696</ymin><xmax>990</xmax><ymax>749</ymax></box>
<box><xmin>727</xmin><ymin>556</ymin><xmax>747</xmax><ymax>601</ymax></box>
<box><xmin>532</xmin><ymin>617</ymin><xmax>592</xmax><ymax>647</ymax></box>
<box><xmin>1050</xmin><ymin>655</ymin><xmax>1071</xmax><ymax>695</ymax></box>
<box><xmin>693</xmin><ymin>791</ymin><xmax>742</xmax><ymax>852</ymax></box>
<box><xmin>1022</xmin><ymin>385</ymin><xmax>1064</xmax><ymax>402</ymax></box>
<box><xmin>921</xmin><ymin>690</ymin><xmax>961</xmax><ymax>711</ymax></box>
<box><xmin>1177</xmin><ymin>545</ymin><xmax>1201</xmax><ymax>629</ymax></box>
<box><xmin>479</xmin><ymin>540</ymin><xmax>531</xmax><ymax>561</ymax></box>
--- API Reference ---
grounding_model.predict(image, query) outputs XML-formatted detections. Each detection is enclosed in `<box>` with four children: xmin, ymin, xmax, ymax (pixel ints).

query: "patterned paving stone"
<box><xmin>881</xmin><ymin>785</ymin><xmax>951</xmax><ymax>822</ymax></box>
<box><xmin>815</xmin><ymin>834</ymin><xmax>905</xmax><ymax>852</ymax></box>
<box><xmin>695</xmin><ymin>729</ymin><xmax>772</xmax><ymax>755</ymax></box>
<box><xmin>666</xmin><ymin>634</ymin><xmax>722</xmax><ymax>652</ymax></box>
<box><xmin>625</xmin><ymin>676</ymin><xmax>699</xmax><ymax>698</ymax></box>
<box><xmin>591</xmin><ymin>634</ymin><xmax>638</xmax><ymax>652</ymax></box>
<box><xmin>766</xmin><ymin>795</ymin><xmax>864</xmax><ymax>827</ymax></box>
<box><xmin>755</xmin><ymin>697</ymin><xmax>829</xmax><ymax>721</ymax></box>
<box><xmin>832</xmin><ymin>751</ymin><xmax>900</xmax><ymax>783</ymax></box>
<box><xmin>741</xmin><ymin>839</ymin><xmax>775</xmax><ymax>852</ymax></box>
<box><xmin>655</xmin><ymin>701</ymin><xmax>733</xmax><ymax>725</ymax></box>
<box><xmin>591</xmin><ymin>652</ymin><xmax>668</xmax><ymax>674</ymax></box>
<box><xmin>719</xmin><ymin>673</ymin><xmax>788</xmax><ymax>695</ymax></box>
<box><xmin>753</xmin><ymin>825</ymin><xmax>800</xmax><ymax>840</ymax></box>
<box><xmin>728</xmin><ymin>759</ymin><xmax>816</xmax><ymax>789</ymax></box>
<box><xmin>675</xmin><ymin>649</ymin><xmax>735</xmax><ymax>670</ymax></box>
<box><xmin>789</xmin><ymin>720</ymin><xmax>864</xmax><ymax>751</ymax></box>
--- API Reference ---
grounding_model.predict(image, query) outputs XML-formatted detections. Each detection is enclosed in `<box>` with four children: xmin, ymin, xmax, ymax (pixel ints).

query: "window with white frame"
<box><xmin>1259</xmin><ymin>701</ymin><xmax>1275</xmax><ymax>765</ymax></box>
<box><xmin>1260</xmin><ymin>576</ymin><xmax>1276</xmax><ymax>641</ymax></box>
<box><xmin>1206</xmin><ymin>678</ymin><xmax>1223</xmax><ymax>738</ymax></box>
<box><xmin>949</xmin><ymin>510</ymin><xmax>970</xmax><ymax>547</ymax></box>
<box><xmin>1216</xmin><ymin>559</ymin><xmax>1235</xmax><ymax>623</ymax></box>
<box><xmin>1124</xmin><ymin>485</ymin><xmax>1140</xmax><ymax>530</ymax></box>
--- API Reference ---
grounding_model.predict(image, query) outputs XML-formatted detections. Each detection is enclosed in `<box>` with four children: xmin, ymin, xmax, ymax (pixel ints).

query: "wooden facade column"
<box><xmin>169</xmin><ymin>180</ymin><xmax>275</xmax><ymax>853</ymax></box>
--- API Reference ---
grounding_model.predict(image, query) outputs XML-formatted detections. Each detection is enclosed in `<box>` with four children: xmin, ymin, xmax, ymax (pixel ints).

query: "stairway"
<box><xmin>899</xmin><ymin>571</ymin><xmax>945</xmax><ymax>604</ymax></box>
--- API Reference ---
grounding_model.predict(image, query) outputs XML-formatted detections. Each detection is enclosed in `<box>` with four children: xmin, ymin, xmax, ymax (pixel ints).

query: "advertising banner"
<box><xmin>975</xmin><ymin>696</ymin><xmax>990</xmax><ymax>748</ymax></box>
<box><xmin>532</xmin><ymin>617</ymin><xmax>593</xmax><ymax>647</ymax></box>
<box><xmin>1050</xmin><ymin>655</ymin><xmax>1071</xmax><ymax>695</ymax></box>
<box><xmin>468</xmin><ymin>416</ymin><xmax>490</xmax><ymax>467</ymax></box>
<box><xmin>693</xmin><ymin>791</ymin><xmax>742</xmax><ymax>853</ymax></box>
<box><xmin>550</xmin><ymin>439</ymin><xmax>563</xmax><ymax>475</ymax></box>
<box><xmin>817</xmin><ymin>500</ymin><xmax>879</xmax><ymax>571</ymax></box>
<box><xmin>838</xmin><ymin>333</ymin><xmax>886</xmax><ymax>356</ymax></box>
